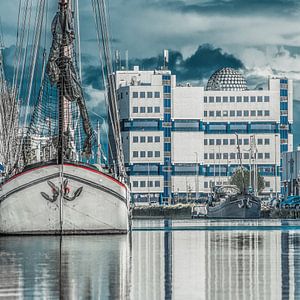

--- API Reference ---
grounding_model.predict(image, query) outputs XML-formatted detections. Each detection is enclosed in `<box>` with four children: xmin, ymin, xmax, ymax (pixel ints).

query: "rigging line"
<box><xmin>94</xmin><ymin>0</ymin><xmax>125</xmax><ymax>175</ymax></box>
<box><xmin>75</xmin><ymin>0</ymin><xmax>82</xmax><ymax>81</ymax></box>
<box><xmin>12</xmin><ymin>0</ymin><xmax>23</xmax><ymax>90</ymax></box>
<box><xmin>22</xmin><ymin>0</ymin><xmax>46</xmax><ymax>130</ymax></box>
<box><xmin>17</xmin><ymin>0</ymin><xmax>33</xmax><ymax>102</ymax></box>
<box><xmin>96</xmin><ymin>0</ymin><xmax>125</xmax><ymax>176</ymax></box>
<box><xmin>90</xmin><ymin>0</ymin><xmax>116</xmax><ymax>164</ymax></box>
<box><xmin>13</xmin><ymin>0</ymin><xmax>29</xmax><ymax>95</ymax></box>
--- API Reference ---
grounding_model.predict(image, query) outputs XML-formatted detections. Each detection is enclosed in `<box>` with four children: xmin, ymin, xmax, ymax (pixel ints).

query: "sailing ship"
<box><xmin>0</xmin><ymin>0</ymin><xmax>130</xmax><ymax>234</ymax></box>
<box><xmin>206</xmin><ymin>135</ymin><xmax>261</xmax><ymax>219</ymax></box>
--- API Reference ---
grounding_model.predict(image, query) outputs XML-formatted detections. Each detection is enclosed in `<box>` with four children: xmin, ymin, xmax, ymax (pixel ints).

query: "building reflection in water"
<box><xmin>1</xmin><ymin>221</ymin><xmax>300</xmax><ymax>299</ymax></box>
<box><xmin>130</xmin><ymin>220</ymin><xmax>300</xmax><ymax>300</ymax></box>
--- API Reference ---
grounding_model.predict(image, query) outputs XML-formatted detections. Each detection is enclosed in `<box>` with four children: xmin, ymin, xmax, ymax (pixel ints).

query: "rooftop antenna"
<box><xmin>163</xmin><ymin>49</ymin><xmax>169</xmax><ymax>70</ymax></box>
<box><xmin>125</xmin><ymin>50</ymin><xmax>128</xmax><ymax>70</ymax></box>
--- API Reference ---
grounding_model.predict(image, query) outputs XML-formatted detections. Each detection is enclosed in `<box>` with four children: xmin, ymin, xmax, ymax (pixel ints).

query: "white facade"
<box><xmin>116</xmin><ymin>67</ymin><xmax>293</xmax><ymax>204</ymax></box>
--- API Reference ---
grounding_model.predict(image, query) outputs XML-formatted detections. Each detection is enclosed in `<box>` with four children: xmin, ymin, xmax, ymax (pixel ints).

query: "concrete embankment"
<box><xmin>132</xmin><ymin>205</ymin><xmax>192</xmax><ymax>219</ymax></box>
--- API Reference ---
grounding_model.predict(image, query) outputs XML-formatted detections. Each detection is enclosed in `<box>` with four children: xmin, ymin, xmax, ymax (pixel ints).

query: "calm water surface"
<box><xmin>1</xmin><ymin>219</ymin><xmax>300</xmax><ymax>299</ymax></box>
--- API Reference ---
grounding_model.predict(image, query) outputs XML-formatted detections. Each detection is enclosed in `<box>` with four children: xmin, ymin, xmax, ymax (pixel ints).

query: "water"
<box><xmin>1</xmin><ymin>219</ymin><xmax>300</xmax><ymax>299</ymax></box>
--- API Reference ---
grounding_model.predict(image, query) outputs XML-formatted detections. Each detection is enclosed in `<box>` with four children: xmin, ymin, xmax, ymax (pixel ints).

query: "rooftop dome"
<box><xmin>206</xmin><ymin>67</ymin><xmax>247</xmax><ymax>91</ymax></box>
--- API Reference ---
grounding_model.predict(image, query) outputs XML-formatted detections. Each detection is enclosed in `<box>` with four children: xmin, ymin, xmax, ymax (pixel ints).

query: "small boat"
<box><xmin>206</xmin><ymin>185</ymin><xmax>261</xmax><ymax>219</ymax></box>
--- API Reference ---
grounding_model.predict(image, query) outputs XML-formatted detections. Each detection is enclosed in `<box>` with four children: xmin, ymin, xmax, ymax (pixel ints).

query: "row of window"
<box><xmin>204</xmin><ymin>95</ymin><xmax>270</xmax><ymax>103</ymax></box>
<box><xmin>132</xmin><ymin>106</ymin><xmax>161</xmax><ymax>114</ymax></box>
<box><xmin>204</xmin><ymin>152</ymin><xmax>271</xmax><ymax>160</ymax></box>
<box><xmin>132</xmin><ymin>91</ymin><xmax>161</xmax><ymax>99</ymax></box>
<box><xmin>204</xmin><ymin>138</ymin><xmax>270</xmax><ymax>146</ymax></box>
<box><xmin>204</xmin><ymin>110</ymin><xmax>270</xmax><ymax>118</ymax></box>
<box><xmin>132</xmin><ymin>180</ymin><xmax>161</xmax><ymax>188</ymax></box>
<box><xmin>203</xmin><ymin>181</ymin><xmax>271</xmax><ymax>188</ymax></box>
<box><xmin>133</xmin><ymin>136</ymin><xmax>161</xmax><ymax>143</ymax></box>
<box><xmin>133</xmin><ymin>151</ymin><xmax>161</xmax><ymax>158</ymax></box>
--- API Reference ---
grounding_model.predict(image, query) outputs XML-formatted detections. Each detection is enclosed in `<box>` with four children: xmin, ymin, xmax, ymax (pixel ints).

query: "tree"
<box><xmin>230</xmin><ymin>168</ymin><xmax>265</xmax><ymax>193</ymax></box>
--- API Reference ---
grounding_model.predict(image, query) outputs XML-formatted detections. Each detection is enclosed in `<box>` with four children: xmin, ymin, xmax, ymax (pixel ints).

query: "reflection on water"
<box><xmin>1</xmin><ymin>220</ymin><xmax>300</xmax><ymax>299</ymax></box>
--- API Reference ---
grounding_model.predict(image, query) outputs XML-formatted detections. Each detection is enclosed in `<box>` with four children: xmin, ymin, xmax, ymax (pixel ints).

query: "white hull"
<box><xmin>0</xmin><ymin>163</ymin><xmax>130</xmax><ymax>234</ymax></box>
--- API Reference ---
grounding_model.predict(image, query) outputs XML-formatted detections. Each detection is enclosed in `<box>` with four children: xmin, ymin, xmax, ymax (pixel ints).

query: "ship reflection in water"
<box><xmin>1</xmin><ymin>220</ymin><xmax>300</xmax><ymax>299</ymax></box>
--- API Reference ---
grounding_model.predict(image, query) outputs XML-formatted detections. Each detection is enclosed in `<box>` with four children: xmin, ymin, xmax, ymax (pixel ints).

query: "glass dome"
<box><xmin>206</xmin><ymin>67</ymin><xmax>247</xmax><ymax>91</ymax></box>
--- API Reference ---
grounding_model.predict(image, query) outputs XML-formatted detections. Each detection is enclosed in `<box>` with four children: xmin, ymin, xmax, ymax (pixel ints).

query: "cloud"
<box><xmin>149</xmin><ymin>0</ymin><xmax>300</xmax><ymax>17</ymax></box>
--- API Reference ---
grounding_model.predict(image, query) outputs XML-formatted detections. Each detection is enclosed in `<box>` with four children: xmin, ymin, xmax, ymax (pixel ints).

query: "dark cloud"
<box><xmin>82</xmin><ymin>65</ymin><xmax>104</xmax><ymax>90</ymax></box>
<box><xmin>150</xmin><ymin>0</ymin><xmax>300</xmax><ymax>17</ymax></box>
<box><xmin>127</xmin><ymin>44</ymin><xmax>244</xmax><ymax>83</ymax></box>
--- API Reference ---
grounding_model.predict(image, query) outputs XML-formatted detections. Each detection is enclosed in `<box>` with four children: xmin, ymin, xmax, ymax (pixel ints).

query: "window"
<box><xmin>148</xmin><ymin>181</ymin><xmax>153</xmax><ymax>187</ymax></box>
<box><xmin>264</xmin><ymin>110</ymin><xmax>270</xmax><ymax>116</ymax></box>
<box><xmin>204</xmin><ymin>153</ymin><xmax>208</xmax><ymax>159</ymax></box>
<box><xmin>133</xmin><ymin>151</ymin><xmax>138</xmax><ymax>158</ymax></box>
<box><xmin>154</xmin><ymin>92</ymin><xmax>160</xmax><ymax>98</ymax></box>
<box><xmin>147</xmin><ymin>151</ymin><xmax>153</xmax><ymax>157</ymax></box>
<box><xmin>209</xmin><ymin>96</ymin><xmax>214</xmax><ymax>103</ymax></box>
<box><xmin>216</xmin><ymin>139</ymin><xmax>221</xmax><ymax>145</ymax></box>
<box><xmin>250</xmin><ymin>96</ymin><xmax>256</xmax><ymax>102</ymax></box>
<box><xmin>216</xmin><ymin>111</ymin><xmax>221</xmax><ymax>117</ymax></box>
<box><xmin>223</xmin><ymin>110</ymin><xmax>228</xmax><ymax>117</ymax></box>
<box><xmin>209</xmin><ymin>111</ymin><xmax>215</xmax><ymax>117</ymax></box>
<box><xmin>230</xmin><ymin>110</ymin><xmax>235</xmax><ymax>117</ymax></box>
<box><xmin>133</xmin><ymin>92</ymin><xmax>138</xmax><ymax>98</ymax></box>
<box><xmin>204</xmin><ymin>96</ymin><xmax>207</xmax><ymax>103</ymax></box>
<box><xmin>147</xmin><ymin>91</ymin><xmax>153</xmax><ymax>98</ymax></box>
<box><xmin>155</xmin><ymin>181</ymin><xmax>160</xmax><ymax>187</ymax></box>
<box><xmin>204</xmin><ymin>111</ymin><xmax>208</xmax><ymax>117</ymax></box>
<box><xmin>244</xmin><ymin>153</ymin><xmax>249</xmax><ymax>159</ymax></box>
<box><xmin>209</xmin><ymin>153</ymin><xmax>214</xmax><ymax>159</ymax></box>
<box><xmin>216</xmin><ymin>96</ymin><xmax>221</xmax><ymax>103</ymax></box>
<box><xmin>204</xmin><ymin>182</ymin><xmax>208</xmax><ymax>188</ymax></box>
<box><xmin>257</xmin><ymin>110</ymin><xmax>263</xmax><ymax>116</ymax></box>
<box><xmin>244</xmin><ymin>110</ymin><xmax>249</xmax><ymax>117</ymax></box>
<box><xmin>264</xmin><ymin>96</ymin><xmax>270</xmax><ymax>102</ymax></box>
<box><xmin>238</xmin><ymin>139</ymin><xmax>242</xmax><ymax>145</ymax></box>
<box><xmin>216</xmin><ymin>153</ymin><xmax>221</xmax><ymax>159</ymax></box>
<box><xmin>237</xmin><ymin>96</ymin><xmax>242</xmax><ymax>102</ymax></box>
<box><xmin>147</xmin><ymin>107</ymin><xmax>153</xmax><ymax>113</ymax></box>
<box><xmin>230</xmin><ymin>139</ymin><xmax>235</xmax><ymax>145</ymax></box>
<box><xmin>230</xmin><ymin>153</ymin><xmax>235</xmax><ymax>159</ymax></box>
<box><xmin>265</xmin><ymin>181</ymin><xmax>270</xmax><ymax>188</ymax></box>
<box><xmin>140</xmin><ymin>151</ymin><xmax>146</xmax><ymax>158</ymax></box>
<box><xmin>133</xmin><ymin>136</ymin><xmax>138</xmax><ymax>143</ymax></box>
<box><xmin>209</xmin><ymin>139</ymin><xmax>214</xmax><ymax>145</ymax></box>
<box><xmin>237</xmin><ymin>110</ymin><xmax>242</xmax><ymax>117</ymax></box>
<box><xmin>140</xmin><ymin>92</ymin><xmax>145</xmax><ymax>98</ymax></box>
<box><xmin>257</xmin><ymin>139</ymin><xmax>263</xmax><ymax>145</ymax></box>
<box><xmin>244</xmin><ymin>139</ymin><xmax>249</xmax><ymax>145</ymax></box>
<box><xmin>155</xmin><ymin>151</ymin><xmax>160</xmax><ymax>157</ymax></box>
<box><xmin>223</xmin><ymin>153</ymin><xmax>228</xmax><ymax>159</ymax></box>
<box><xmin>257</xmin><ymin>153</ymin><xmax>263</xmax><ymax>159</ymax></box>
<box><xmin>132</xmin><ymin>181</ymin><xmax>138</xmax><ymax>188</ymax></box>
<box><xmin>230</xmin><ymin>96</ymin><xmax>235</xmax><ymax>102</ymax></box>
<box><xmin>155</xmin><ymin>136</ymin><xmax>160</xmax><ymax>143</ymax></box>
<box><xmin>140</xmin><ymin>107</ymin><xmax>146</xmax><ymax>113</ymax></box>
<box><xmin>140</xmin><ymin>136</ymin><xmax>146</xmax><ymax>143</ymax></box>
<box><xmin>140</xmin><ymin>181</ymin><xmax>146</xmax><ymax>187</ymax></box>
<box><xmin>223</xmin><ymin>96</ymin><xmax>228</xmax><ymax>103</ymax></box>
<box><xmin>204</xmin><ymin>139</ymin><xmax>208</xmax><ymax>145</ymax></box>
<box><xmin>251</xmin><ymin>110</ymin><xmax>256</xmax><ymax>116</ymax></box>
<box><xmin>257</xmin><ymin>96</ymin><xmax>263</xmax><ymax>102</ymax></box>
<box><xmin>223</xmin><ymin>139</ymin><xmax>228</xmax><ymax>145</ymax></box>
<box><xmin>147</xmin><ymin>136</ymin><xmax>153</xmax><ymax>143</ymax></box>
<box><xmin>265</xmin><ymin>153</ymin><xmax>270</xmax><ymax>159</ymax></box>
<box><xmin>243</xmin><ymin>96</ymin><xmax>249</xmax><ymax>102</ymax></box>
<box><xmin>154</xmin><ymin>106</ymin><xmax>160</xmax><ymax>113</ymax></box>
<box><xmin>133</xmin><ymin>107</ymin><xmax>138</xmax><ymax>113</ymax></box>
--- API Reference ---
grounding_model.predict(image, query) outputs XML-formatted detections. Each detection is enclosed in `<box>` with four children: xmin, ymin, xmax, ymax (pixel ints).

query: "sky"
<box><xmin>1</xmin><ymin>0</ymin><xmax>300</xmax><ymax>145</ymax></box>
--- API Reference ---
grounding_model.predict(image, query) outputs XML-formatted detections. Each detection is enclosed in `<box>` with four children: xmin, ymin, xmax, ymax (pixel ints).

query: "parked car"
<box><xmin>280</xmin><ymin>196</ymin><xmax>300</xmax><ymax>209</ymax></box>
